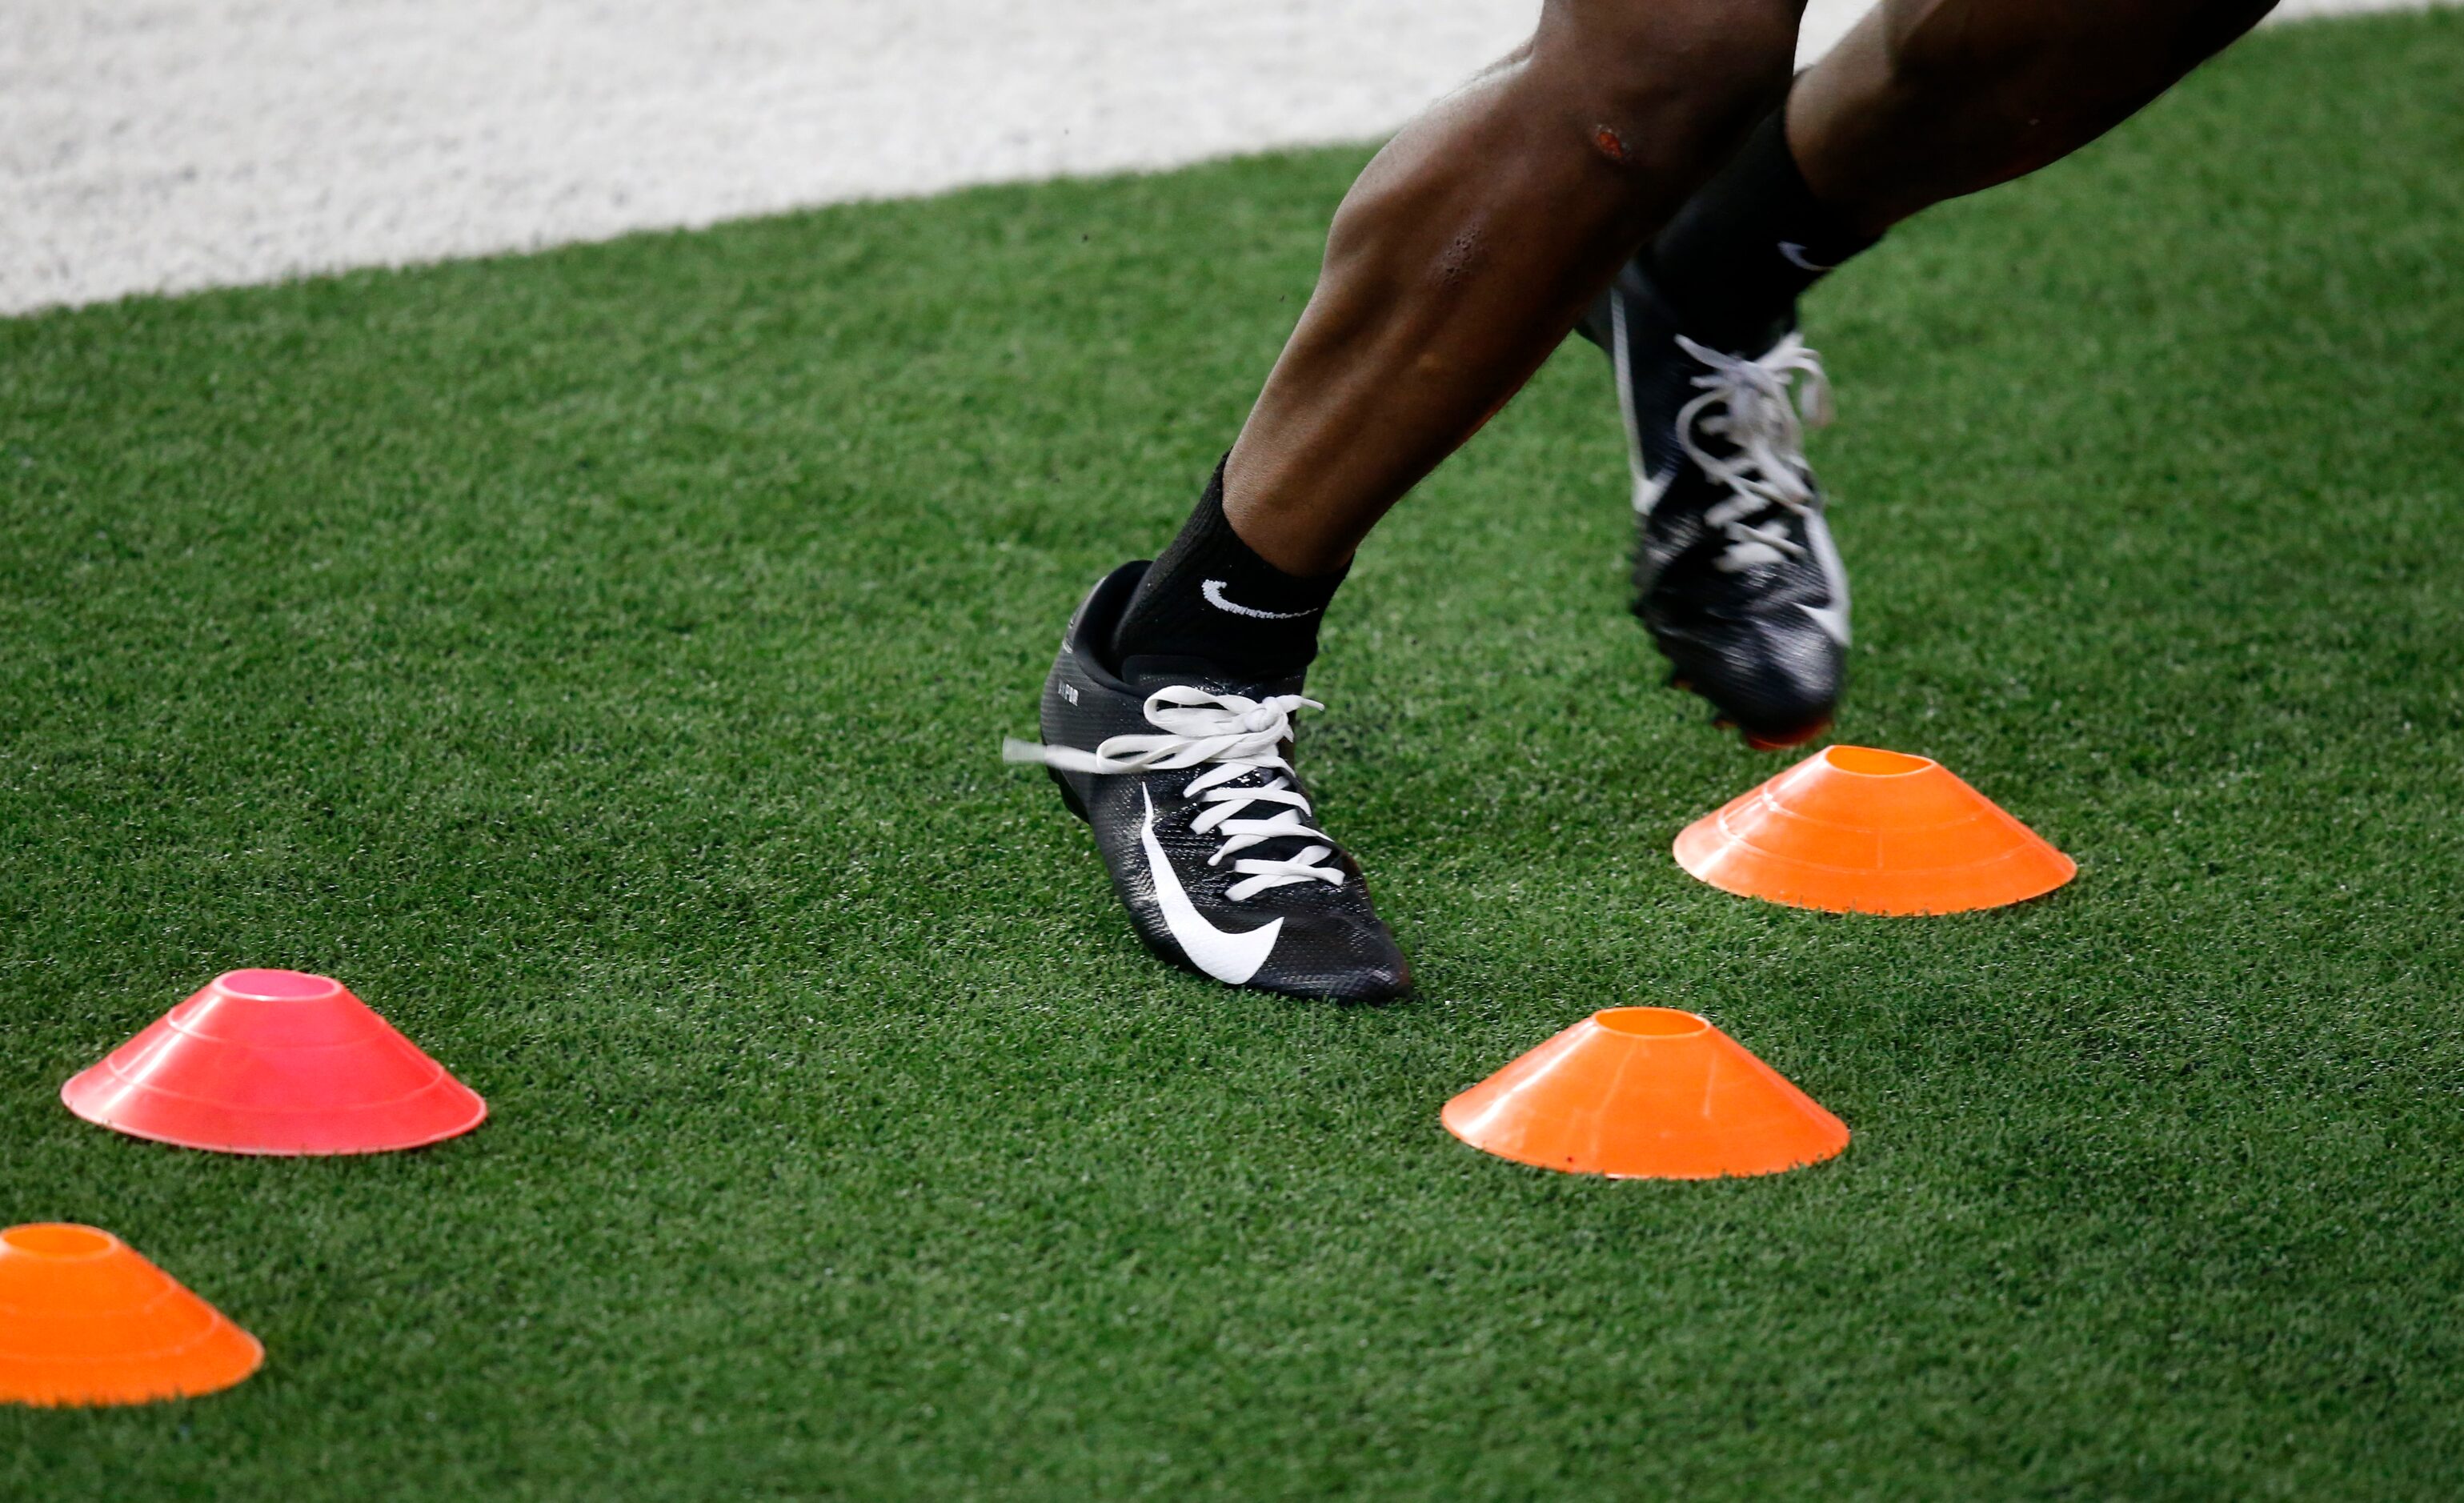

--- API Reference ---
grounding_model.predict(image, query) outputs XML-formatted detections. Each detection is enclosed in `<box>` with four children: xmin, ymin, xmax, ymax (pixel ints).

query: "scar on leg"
<box><xmin>1592</xmin><ymin>125</ymin><xmax>1628</xmax><ymax>162</ymax></box>
<box><xmin>1434</xmin><ymin>226</ymin><xmax>1485</xmax><ymax>287</ymax></box>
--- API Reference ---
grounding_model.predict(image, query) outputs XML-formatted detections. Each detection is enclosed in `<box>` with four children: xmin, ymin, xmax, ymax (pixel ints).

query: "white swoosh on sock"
<box><xmin>1779</xmin><ymin>241</ymin><xmax>1835</xmax><ymax>273</ymax></box>
<box><xmin>1203</xmin><ymin>579</ymin><xmax>1317</xmax><ymax>620</ymax></box>
<box><xmin>1140</xmin><ymin>785</ymin><xmax>1281</xmax><ymax>984</ymax></box>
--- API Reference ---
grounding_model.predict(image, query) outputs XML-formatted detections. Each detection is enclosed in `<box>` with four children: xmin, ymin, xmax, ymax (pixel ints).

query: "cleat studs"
<box><xmin>1743</xmin><ymin>719</ymin><xmax>1831</xmax><ymax>752</ymax></box>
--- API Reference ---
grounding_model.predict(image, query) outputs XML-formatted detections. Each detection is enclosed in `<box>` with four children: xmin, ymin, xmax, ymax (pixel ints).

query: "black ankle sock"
<box><xmin>1109</xmin><ymin>459</ymin><xmax>1345</xmax><ymax>684</ymax></box>
<box><xmin>1649</xmin><ymin>102</ymin><xmax>1881</xmax><ymax>355</ymax></box>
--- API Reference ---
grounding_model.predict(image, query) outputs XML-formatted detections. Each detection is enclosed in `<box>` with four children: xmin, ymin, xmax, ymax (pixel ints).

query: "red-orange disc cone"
<box><xmin>62</xmin><ymin>969</ymin><xmax>486</xmax><ymax>1155</ymax></box>
<box><xmin>0</xmin><ymin>1224</ymin><xmax>262</xmax><ymax>1406</ymax></box>
<box><xmin>1674</xmin><ymin>745</ymin><xmax>2076</xmax><ymax>915</ymax></box>
<box><xmin>1443</xmin><ymin>1008</ymin><xmax>1848</xmax><ymax>1179</ymax></box>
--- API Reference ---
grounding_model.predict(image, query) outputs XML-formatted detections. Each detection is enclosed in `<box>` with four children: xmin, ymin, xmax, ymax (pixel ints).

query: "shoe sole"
<box><xmin>1661</xmin><ymin>663</ymin><xmax>1832</xmax><ymax>752</ymax></box>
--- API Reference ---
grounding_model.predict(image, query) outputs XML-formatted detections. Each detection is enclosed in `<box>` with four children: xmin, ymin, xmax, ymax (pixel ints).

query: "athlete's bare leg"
<box><xmin>1019</xmin><ymin>0</ymin><xmax>1810</xmax><ymax>1001</ymax></box>
<box><xmin>1217</xmin><ymin>0</ymin><xmax>1808</xmax><ymax>578</ymax></box>
<box><xmin>1790</xmin><ymin>0</ymin><xmax>2278</xmax><ymax>234</ymax></box>
<box><xmin>1022</xmin><ymin>0</ymin><xmax>2287</xmax><ymax>1002</ymax></box>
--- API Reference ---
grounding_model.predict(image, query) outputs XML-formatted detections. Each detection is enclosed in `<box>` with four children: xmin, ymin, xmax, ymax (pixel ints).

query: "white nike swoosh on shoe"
<box><xmin>1632</xmin><ymin>465</ymin><xmax>1674</xmax><ymax>516</ymax></box>
<box><xmin>1609</xmin><ymin>284</ymin><xmax>1649</xmax><ymax>485</ymax></box>
<box><xmin>1140</xmin><ymin>785</ymin><xmax>1282</xmax><ymax>984</ymax></box>
<box><xmin>1802</xmin><ymin>512</ymin><xmax>1853</xmax><ymax>645</ymax></box>
<box><xmin>1798</xmin><ymin>602</ymin><xmax>1851</xmax><ymax>647</ymax></box>
<box><xmin>1202</xmin><ymin>579</ymin><xmax>1317</xmax><ymax>620</ymax></box>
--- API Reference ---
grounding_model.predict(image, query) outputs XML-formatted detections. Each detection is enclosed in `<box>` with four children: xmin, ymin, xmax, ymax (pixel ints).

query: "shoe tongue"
<box><xmin>1681</xmin><ymin>315</ymin><xmax>1797</xmax><ymax>364</ymax></box>
<box><xmin>1120</xmin><ymin>653</ymin><xmax>1306</xmax><ymax>699</ymax></box>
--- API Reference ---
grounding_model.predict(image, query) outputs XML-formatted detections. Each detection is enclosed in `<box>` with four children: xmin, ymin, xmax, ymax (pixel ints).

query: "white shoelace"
<box><xmin>1672</xmin><ymin>333</ymin><xmax>1835</xmax><ymax>573</ymax></box>
<box><xmin>1003</xmin><ymin>686</ymin><xmax>1346</xmax><ymax>900</ymax></box>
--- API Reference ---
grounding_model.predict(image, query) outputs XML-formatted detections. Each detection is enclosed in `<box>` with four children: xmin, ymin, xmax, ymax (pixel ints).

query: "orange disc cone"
<box><xmin>0</xmin><ymin>1224</ymin><xmax>262</xmax><ymax>1406</ymax></box>
<box><xmin>1443</xmin><ymin>1008</ymin><xmax>1847</xmax><ymax>1179</ymax></box>
<box><xmin>1674</xmin><ymin>745</ymin><xmax>2075</xmax><ymax>915</ymax></box>
<box><xmin>62</xmin><ymin>968</ymin><xmax>486</xmax><ymax>1155</ymax></box>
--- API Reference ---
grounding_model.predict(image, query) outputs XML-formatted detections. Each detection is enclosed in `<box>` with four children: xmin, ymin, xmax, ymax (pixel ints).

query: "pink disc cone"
<box><xmin>62</xmin><ymin>969</ymin><xmax>486</xmax><ymax>1155</ymax></box>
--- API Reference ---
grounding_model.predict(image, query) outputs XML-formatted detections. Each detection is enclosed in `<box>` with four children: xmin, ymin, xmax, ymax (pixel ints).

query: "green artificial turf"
<box><xmin>5</xmin><ymin>11</ymin><xmax>2462</xmax><ymax>1498</ymax></box>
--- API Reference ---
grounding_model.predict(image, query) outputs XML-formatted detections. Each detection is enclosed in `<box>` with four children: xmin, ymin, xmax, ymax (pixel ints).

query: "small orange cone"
<box><xmin>0</xmin><ymin>1224</ymin><xmax>262</xmax><ymax>1406</ymax></box>
<box><xmin>1442</xmin><ymin>1008</ymin><xmax>1847</xmax><ymax>1179</ymax></box>
<box><xmin>62</xmin><ymin>968</ymin><xmax>486</xmax><ymax>1155</ymax></box>
<box><xmin>1674</xmin><ymin>745</ymin><xmax>2075</xmax><ymax>915</ymax></box>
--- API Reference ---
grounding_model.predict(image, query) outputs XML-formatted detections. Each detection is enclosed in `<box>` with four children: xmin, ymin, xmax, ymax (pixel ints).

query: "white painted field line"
<box><xmin>2</xmin><ymin>0</ymin><xmax>2447</xmax><ymax>315</ymax></box>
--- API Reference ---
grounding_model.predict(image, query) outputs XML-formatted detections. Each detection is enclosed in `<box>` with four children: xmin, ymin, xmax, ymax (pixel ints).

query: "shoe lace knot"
<box><xmin>1673</xmin><ymin>332</ymin><xmax>1833</xmax><ymax>573</ymax></box>
<box><xmin>1004</xmin><ymin>686</ymin><xmax>1345</xmax><ymax>900</ymax></box>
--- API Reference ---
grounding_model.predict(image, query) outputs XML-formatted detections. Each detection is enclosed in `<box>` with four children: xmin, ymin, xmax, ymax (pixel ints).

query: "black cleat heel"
<box><xmin>1047</xmin><ymin>767</ymin><xmax>1091</xmax><ymax>823</ymax></box>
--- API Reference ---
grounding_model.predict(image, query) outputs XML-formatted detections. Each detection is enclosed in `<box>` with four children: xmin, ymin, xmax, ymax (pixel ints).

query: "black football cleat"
<box><xmin>1578</xmin><ymin>260</ymin><xmax>1850</xmax><ymax>749</ymax></box>
<box><xmin>1003</xmin><ymin>563</ymin><xmax>1411</xmax><ymax>1003</ymax></box>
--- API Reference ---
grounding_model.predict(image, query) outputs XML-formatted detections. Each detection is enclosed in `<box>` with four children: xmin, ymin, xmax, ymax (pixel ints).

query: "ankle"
<box><xmin>1109</xmin><ymin>458</ymin><xmax>1348</xmax><ymax>683</ymax></box>
<box><xmin>1649</xmin><ymin>102</ymin><xmax>1880</xmax><ymax>355</ymax></box>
